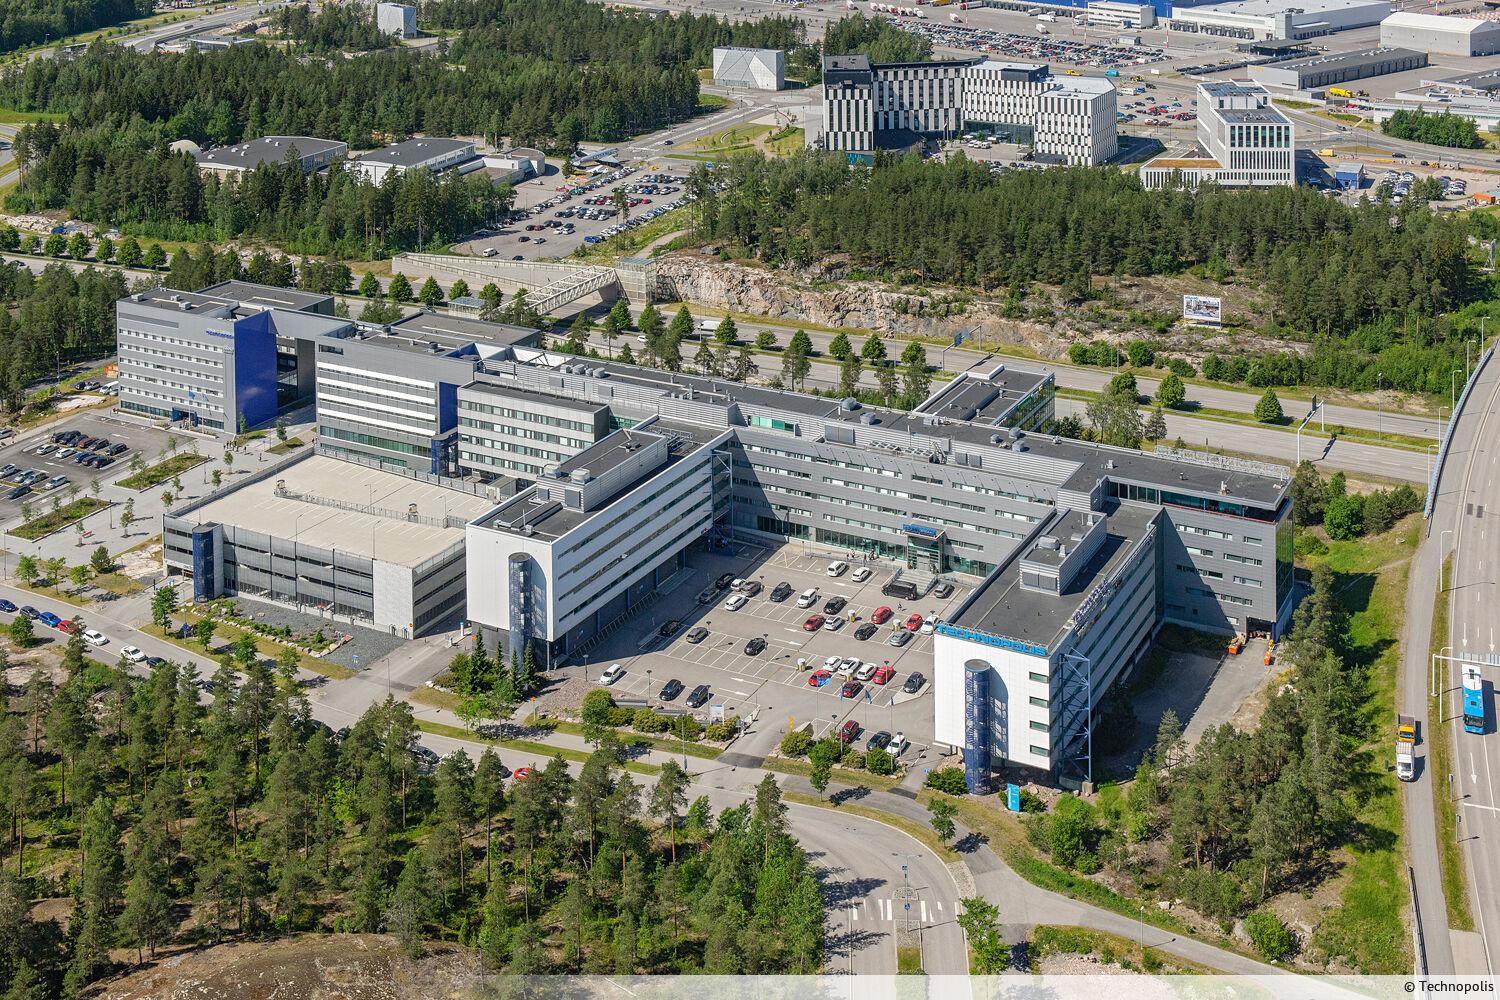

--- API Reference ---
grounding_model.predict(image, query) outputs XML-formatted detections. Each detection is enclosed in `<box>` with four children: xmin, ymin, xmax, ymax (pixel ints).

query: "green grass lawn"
<box><xmin>0</xmin><ymin>109</ymin><xmax>66</xmax><ymax>125</ymax></box>
<box><xmin>413</xmin><ymin>719</ymin><xmax>661</xmax><ymax>776</ymax></box>
<box><xmin>116</xmin><ymin>453</ymin><xmax>208</xmax><ymax>490</ymax></box>
<box><xmin>533</xmin><ymin>716</ymin><xmax>723</xmax><ymax>760</ymax></box>
<box><xmin>8</xmin><ymin>498</ymin><xmax>111</xmax><ymax>540</ymax></box>
<box><xmin>569</xmin><ymin>205</ymin><xmax>692</xmax><ymax>263</ymax></box>
<box><xmin>268</xmin><ymin>435</ymin><xmax>306</xmax><ymax>455</ymax></box>
<box><xmin>763</xmin><ymin>755</ymin><xmax>906</xmax><ymax>791</ymax></box>
<box><xmin>896</xmin><ymin>945</ymin><xmax>924</xmax><ymax>975</ymax></box>
<box><xmin>1300</xmin><ymin>517</ymin><xmax>1418</xmax><ymax>972</ymax></box>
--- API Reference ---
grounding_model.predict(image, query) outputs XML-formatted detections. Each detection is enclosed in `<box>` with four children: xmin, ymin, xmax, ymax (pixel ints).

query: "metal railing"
<box><xmin>1426</xmin><ymin>346</ymin><xmax>1494</xmax><ymax>519</ymax></box>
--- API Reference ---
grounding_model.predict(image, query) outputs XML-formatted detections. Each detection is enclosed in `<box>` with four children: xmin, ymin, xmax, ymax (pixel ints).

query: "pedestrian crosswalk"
<box><xmin>846</xmin><ymin>897</ymin><xmax>950</xmax><ymax>924</ymax></box>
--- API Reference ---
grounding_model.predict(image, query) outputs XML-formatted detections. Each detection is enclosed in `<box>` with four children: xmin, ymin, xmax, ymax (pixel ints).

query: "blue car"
<box><xmin>37</xmin><ymin>611</ymin><xmax>61</xmax><ymax>628</ymax></box>
<box><xmin>0</xmin><ymin>600</ymin><xmax>15</xmax><ymax>613</ymax></box>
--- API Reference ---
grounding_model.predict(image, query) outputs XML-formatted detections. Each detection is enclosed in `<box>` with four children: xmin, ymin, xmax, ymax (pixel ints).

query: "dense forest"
<box><xmin>269</xmin><ymin>3</ymin><xmax>390</xmax><ymax>53</ymax></box>
<box><xmin>7</xmin><ymin>117</ymin><xmax>513</xmax><ymax>255</ymax></box>
<box><xmin>0</xmin><ymin>632</ymin><xmax>825</xmax><ymax>996</ymax></box>
<box><xmin>0</xmin><ymin>261</ymin><xmax>124</xmax><ymax>411</ymax></box>
<box><xmin>821</xmin><ymin>12</ymin><xmax>932</xmax><ymax>63</ymax></box>
<box><xmin>690</xmin><ymin>153</ymin><xmax>1481</xmax><ymax>393</ymax></box>
<box><xmin>0</xmin><ymin>0</ymin><xmax>148</xmax><ymax>54</ymax></box>
<box><xmin>0</xmin><ymin>0</ymin><xmax>804</xmax><ymax>149</ymax></box>
<box><xmin>1381</xmin><ymin>108</ymin><xmax>1482</xmax><ymax>149</ymax></box>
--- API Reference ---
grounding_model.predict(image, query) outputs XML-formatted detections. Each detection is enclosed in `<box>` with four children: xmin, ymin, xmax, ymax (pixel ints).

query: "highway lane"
<box><xmin>0</xmin><ymin>579</ymin><xmax>967</xmax><ymax>974</ymax></box>
<box><xmin>1439</xmin><ymin>351</ymin><xmax>1500</xmax><ymax>973</ymax></box>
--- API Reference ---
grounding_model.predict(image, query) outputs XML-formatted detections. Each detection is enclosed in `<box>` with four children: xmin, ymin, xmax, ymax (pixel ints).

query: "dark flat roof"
<box><xmin>953</xmin><ymin>502</ymin><xmax>1158</xmax><ymax>648</ymax></box>
<box><xmin>360</xmin><ymin>137</ymin><xmax>476</xmax><ymax>168</ymax></box>
<box><xmin>195</xmin><ymin>136</ymin><xmax>345</xmax><ymax>171</ymax></box>
<box><xmin>199</xmin><ymin>281</ymin><xmax>332</xmax><ymax>313</ymax></box>
<box><xmin>461</xmin><ymin>379</ymin><xmax>609</xmax><ymax>415</ymax></box>
<box><xmin>387</xmin><ymin>311</ymin><xmax>540</xmax><ymax>349</ymax></box>
<box><xmin>556</xmin><ymin>427</ymin><xmax>664</xmax><ymax>477</ymax></box>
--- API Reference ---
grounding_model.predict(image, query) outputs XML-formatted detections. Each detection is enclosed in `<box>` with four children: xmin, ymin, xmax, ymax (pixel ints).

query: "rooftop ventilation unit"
<box><xmin>570</xmin><ymin>468</ymin><xmax>591</xmax><ymax>484</ymax></box>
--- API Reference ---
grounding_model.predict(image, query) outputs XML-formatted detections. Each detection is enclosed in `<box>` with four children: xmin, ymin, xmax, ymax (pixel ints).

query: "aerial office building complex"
<box><xmin>1141</xmin><ymin>81</ymin><xmax>1295</xmax><ymax>189</ymax></box>
<box><xmin>135</xmin><ymin>282</ymin><xmax>1292</xmax><ymax>783</ymax></box>
<box><xmin>819</xmin><ymin>55</ymin><xmax>1118</xmax><ymax>165</ymax></box>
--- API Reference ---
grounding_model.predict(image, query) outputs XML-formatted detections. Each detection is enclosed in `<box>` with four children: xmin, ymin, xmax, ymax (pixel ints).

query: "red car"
<box><xmin>803</xmin><ymin>614</ymin><xmax>826</xmax><ymax>631</ymax></box>
<box><xmin>525</xmin><ymin>224</ymin><xmax>543</xmax><ymax>231</ymax></box>
<box><xmin>808</xmin><ymin>669</ymin><xmax>833</xmax><ymax>687</ymax></box>
<box><xmin>840</xmin><ymin>680</ymin><xmax>863</xmax><ymax>700</ymax></box>
<box><xmin>871</xmin><ymin>606</ymin><xmax>893</xmax><ymax>624</ymax></box>
<box><xmin>57</xmin><ymin>619</ymin><xmax>77</xmax><ymax>633</ymax></box>
<box><xmin>873</xmin><ymin>665</ymin><xmax>895</xmax><ymax>685</ymax></box>
<box><xmin>513</xmin><ymin>766</ymin><xmax>535</xmax><ymax>781</ymax></box>
<box><xmin>903</xmin><ymin>613</ymin><xmax>924</xmax><ymax>632</ymax></box>
<box><xmin>838</xmin><ymin>718</ymin><xmax>860</xmax><ymax>742</ymax></box>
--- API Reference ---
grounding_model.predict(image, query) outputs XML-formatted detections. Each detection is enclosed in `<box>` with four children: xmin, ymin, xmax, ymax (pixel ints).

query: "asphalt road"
<box><xmin>1435</xmin><ymin>350</ymin><xmax>1500</xmax><ymax>974</ymax></box>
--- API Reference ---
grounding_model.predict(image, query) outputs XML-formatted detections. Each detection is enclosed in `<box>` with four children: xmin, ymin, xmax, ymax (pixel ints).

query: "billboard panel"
<box><xmin>1182</xmin><ymin>294</ymin><xmax>1222</xmax><ymax>326</ymax></box>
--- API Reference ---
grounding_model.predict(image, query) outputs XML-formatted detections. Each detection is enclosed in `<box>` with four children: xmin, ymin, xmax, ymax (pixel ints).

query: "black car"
<box><xmin>823</xmin><ymin>595</ymin><xmax>847</xmax><ymax>615</ymax></box>
<box><xmin>686</xmin><ymin>684</ymin><xmax>711</xmax><ymax>708</ymax></box>
<box><xmin>854</xmin><ymin>622</ymin><xmax>879</xmax><ymax>641</ymax></box>
<box><xmin>744</xmin><ymin>637</ymin><xmax>767</xmax><ymax>656</ymax></box>
<box><xmin>659</xmin><ymin>619</ymin><xmax>683</xmax><ymax>638</ymax></box>
<box><xmin>769</xmin><ymin>582</ymin><xmax>793</xmax><ymax>603</ymax></box>
<box><xmin>902</xmin><ymin>671</ymin><xmax>926</xmax><ymax>694</ymax></box>
<box><xmin>19</xmin><ymin>606</ymin><xmax>39</xmax><ymax>619</ymax></box>
<box><xmin>659</xmin><ymin>678</ymin><xmax>684</xmax><ymax>702</ymax></box>
<box><xmin>714</xmin><ymin>572</ymin><xmax>735</xmax><ymax>590</ymax></box>
<box><xmin>685</xmin><ymin>626</ymin><xmax>710</xmax><ymax>644</ymax></box>
<box><xmin>866</xmin><ymin>730</ymin><xmax>892</xmax><ymax>752</ymax></box>
<box><xmin>0</xmin><ymin>599</ymin><xmax>15</xmax><ymax>613</ymax></box>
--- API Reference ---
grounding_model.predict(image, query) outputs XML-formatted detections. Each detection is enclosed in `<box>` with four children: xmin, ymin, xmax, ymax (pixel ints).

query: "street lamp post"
<box><xmin>1377</xmin><ymin>372</ymin><xmax>1383</xmax><ymax>435</ymax></box>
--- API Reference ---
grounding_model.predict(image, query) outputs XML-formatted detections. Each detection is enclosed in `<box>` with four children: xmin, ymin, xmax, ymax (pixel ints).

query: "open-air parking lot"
<box><xmin>577</xmin><ymin>541</ymin><xmax>973</xmax><ymax>756</ymax></box>
<box><xmin>0</xmin><ymin>412</ymin><xmax>176</xmax><ymax>513</ymax></box>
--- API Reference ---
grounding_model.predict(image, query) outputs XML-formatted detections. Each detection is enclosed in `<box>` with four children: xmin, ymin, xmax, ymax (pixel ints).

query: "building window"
<box><xmin>1029</xmin><ymin>696</ymin><xmax>1048</xmax><ymax>708</ymax></box>
<box><xmin>1029</xmin><ymin>720</ymin><xmax>1050</xmax><ymax>732</ymax></box>
<box><xmin>1234</xmin><ymin>576</ymin><xmax>1262</xmax><ymax>588</ymax></box>
<box><xmin>1028</xmin><ymin>671</ymin><xmax>1047</xmax><ymax>683</ymax></box>
<box><xmin>1029</xmin><ymin>745</ymin><xmax>1049</xmax><ymax>758</ymax></box>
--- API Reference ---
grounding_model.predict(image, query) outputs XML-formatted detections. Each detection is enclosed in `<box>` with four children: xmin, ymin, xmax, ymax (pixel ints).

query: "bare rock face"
<box><xmin>655</xmin><ymin>250</ymin><xmax>1034</xmax><ymax>348</ymax></box>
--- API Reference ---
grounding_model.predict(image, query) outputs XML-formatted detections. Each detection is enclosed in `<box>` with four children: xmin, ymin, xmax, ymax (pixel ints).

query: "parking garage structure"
<box><xmin>163</xmin><ymin>451</ymin><xmax>495</xmax><ymax>638</ymax></box>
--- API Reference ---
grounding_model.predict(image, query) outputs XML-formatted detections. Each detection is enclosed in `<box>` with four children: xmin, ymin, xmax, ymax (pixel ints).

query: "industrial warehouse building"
<box><xmin>136</xmin><ymin>281</ymin><xmax>1293</xmax><ymax>786</ymax></box>
<box><xmin>1380</xmin><ymin>11</ymin><xmax>1500</xmax><ymax>57</ymax></box>
<box><xmin>1248</xmin><ymin>45</ymin><xmax>1426</xmax><ymax>90</ymax></box>
<box><xmin>350</xmin><ymin>138</ymin><xmax>480</xmax><ymax>184</ymax></box>
<box><xmin>1167</xmin><ymin>0</ymin><xmax>1391</xmax><ymax>40</ymax></box>
<box><xmin>193</xmin><ymin>136</ymin><xmax>347</xmax><ymax>177</ymax></box>
<box><xmin>819</xmin><ymin>54</ymin><xmax>1118</xmax><ymax>165</ymax></box>
<box><xmin>712</xmin><ymin>47</ymin><xmax>786</xmax><ymax>90</ymax></box>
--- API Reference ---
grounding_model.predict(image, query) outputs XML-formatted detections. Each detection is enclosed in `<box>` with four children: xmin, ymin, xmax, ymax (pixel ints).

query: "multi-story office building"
<box><xmin>819</xmin><ymin>55</ymin><xmax>1118</xmax><ymax>165</ymax></box>
<box><xmin>115</xmin><ymin>282</ymin><xmax>539</xmax><ymax>454</ymax></box>
<box><xmin>1141</xmin><ymin>81</ymin><xmax>1294</xmax><ymax>189</ymax></box>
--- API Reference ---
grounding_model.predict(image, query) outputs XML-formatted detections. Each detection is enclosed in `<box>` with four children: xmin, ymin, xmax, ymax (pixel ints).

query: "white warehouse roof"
<box><xmin>1382</xmin><ymin>10</ymin><xmax>1491</xmax><ymax>34</ymax></box>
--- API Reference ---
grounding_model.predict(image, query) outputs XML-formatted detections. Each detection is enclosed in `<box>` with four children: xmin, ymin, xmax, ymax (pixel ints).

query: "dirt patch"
<box><xmin>116</xmin><ymin>537</ymin><xmax>164</xmax><ymax>581</ymax></box>
<box><xmin>88</xmin><ymin>934</ymin><xmax>483</xmax><ymax>1000</ymax></box>
<box><xmin>1035</xmin><ymin>953</ymin><xmax>1136</xmax><ymax>975</ymax></box>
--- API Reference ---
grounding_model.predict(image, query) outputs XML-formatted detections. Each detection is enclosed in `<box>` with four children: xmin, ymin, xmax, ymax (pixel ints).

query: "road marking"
<box><xmin>1462</xmin><ymin>801</ymin><xmax>1500</xmax><ymax>813</ymax></box>
<box><xmin>921</xmin><ymin>900</ymin><xmax>929</xmax><ymax>923</ymax></box>
<box><xmin>1472</xmin><ymin>751</ymin><xmax>1479</xmax><ymax>786</ymax></box>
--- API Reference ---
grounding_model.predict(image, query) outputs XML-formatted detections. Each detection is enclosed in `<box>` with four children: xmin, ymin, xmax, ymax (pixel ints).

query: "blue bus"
<box><xmin>1463</xmin><ymin>666</ymin><xmax>1487</xmax><ymax>735</ymax></box>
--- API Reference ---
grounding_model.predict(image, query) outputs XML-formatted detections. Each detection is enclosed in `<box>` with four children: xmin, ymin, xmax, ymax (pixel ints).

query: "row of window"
<box><xmin>319</xmin><ymin>424</ymin><xmax>428</xmax><ymax>457</ymax></box>
<box><xmin>121</xmin><ymin>328</ymin><xmax>226</xmax><ymax>355</ymax></box>
<box><xmin>459</xmin><ymin>417</ymin><xmax>592</xmax><ymax>451</ymax></box>
<box><xmin>459</xmin><ymin>397</ymin><xmax>594</xmax><ymax>433</ymax></box>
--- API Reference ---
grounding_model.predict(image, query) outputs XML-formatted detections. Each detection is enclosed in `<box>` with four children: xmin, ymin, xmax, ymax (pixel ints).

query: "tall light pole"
<box><xmin>1377</xmin><ymin>371</ymin><xmax>1384</xmax><ymax>435</ymax></box>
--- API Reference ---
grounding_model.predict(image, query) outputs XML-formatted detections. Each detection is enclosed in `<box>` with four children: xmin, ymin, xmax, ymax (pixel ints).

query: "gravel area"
<box><xmin>222</xmin><ymin>597</ymin><xmax>407</xmax><ymax>671</ymax></box>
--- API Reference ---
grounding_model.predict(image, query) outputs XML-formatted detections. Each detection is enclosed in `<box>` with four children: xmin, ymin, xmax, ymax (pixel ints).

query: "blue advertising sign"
<box><xmin>1007</xmin><ymin>783</ymin><xmax>1021</xmax><ymax>812</ymax></box>
<box><xmin>935</xmin><ymin>623</ymin><xmax>1048</xmax><ymax>657</ymax></box>
<box><xmin>902</xmin><ymin>523</ymin><xmax>940</xmax><ymax>538</ymax></box>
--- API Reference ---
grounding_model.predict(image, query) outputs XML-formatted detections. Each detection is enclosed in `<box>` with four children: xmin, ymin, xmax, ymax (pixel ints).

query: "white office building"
<box><xmin>712</xmin><ymin>47</ymin><xmax>786</xmax><ymax>90</ymax></box>
<box><xmin>376</xmin><ymin>2</ymin><xmax>417</xmax><ymax>38</ymax></box>
<box><xmin>821</xmin><ymin>55</ymin><xmax>1118</xmax><ymax>165</ymax></box>
<box><xmin>1167</xmin><ymin>0</ymin><xmax>1390</xmax><ymax>40</ymax></box>
<box><xmin>1141</xmin><ymin>81</ymin><xmax>1294</xmax><ymax>189</ymax></box>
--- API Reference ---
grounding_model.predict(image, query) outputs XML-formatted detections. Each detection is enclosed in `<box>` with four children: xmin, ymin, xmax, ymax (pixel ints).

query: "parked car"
<box><xmin>823</xmin><ymin>595</ymin><xmax>847</xmax><ymax>615</ymax></box>
<box><xmin>0</xmin><ymin>600</ymin><xmax>14</xmax><ymax>613</ymax></box>
<box><xmin>866</xmin><ymin>730</ymin><xmax>892</xmax><ymax>752</ymax></box>
<box><xmin>513</xmin><ymin>767</ymin><xmax>535</xmax><ymax>781</ymax></box>
<box><xmin>889</xmin><ymin>731</ymin><xmax>908</xmax><ymax>755</ymax></box>
<box><xmin>82</xmin><ymin>628</ymin><xmax>108</xmax><ymax>646</ymax></box>
<box><xmin>827</xmin><ymin>560</ymin><xmax>849</xmax><ymax>577</ymax></box>
<box><xmin>658</xmin><ymin>619</ymin><xmax>682</xmax><ymax>637</ymax></box>
<box><xmin>873</xmin><ymin>665</ymin><xmax>895</xmax><ymax>685</ymax></box>
<box><xmin>838</xmin><ymin>657</ymin><xmax>860</xmax><ymax>676</ymax></box>
<box><xmin>822</xmin><ymin>616</ymin><xmax>845</xmax><ymax>632</ymax></box>
<box><xmin>902</xmin><ymin>671</ymin><xmax>925</xmax><ymax>693</ymax></box>
<box><xmin>871</xmin><ymin>606</ymin><xmax>893</xmax><ymax>624</ymax></box>
<box><xmin>808</xmin><ymin>669</ymin><xmax>833</xmax><ymax>687</ymax></box>
<box><xmin>855</xmin><ymin>662</ymin><xmax>877</xmax><ymax>682</ymax></box>
<box><xmin>740</xmin><ymin>580</ymin><xmax>762</xmax><ymax>597</ymax></box>
<box><xmin>854</xmin><ymin>622</ymin><xmax>879</xmax><ymax>641</ymax></box>
<box><xmin>724</xmin><ymin>593</ymin><xmax>748</xmax><ymax>611</ymax></box>
<box><xmin>659</xmin><ymin>678</ymin><xmax>684</xmax><ymax>701</ymax></box>
<box><xmin>19</xmin><ymin>606</ymin><xmax>39</xmax><ymax>620</ymax></box>
<box><xmin>744</xmin><ymin>637</ymin><xmax>767</xmax><ymax>656</ymax></box>
<box><xmin>852</xmin><ymin>566</ymin><xmax>872</xmax><ymax>583</ymax></box>
<box><xmin>599</xmin><ymin>663</ymin><xmax>626</xmax><ymax>685</ymax></box>
<box><xmin>903</xmin><ymin>613</ymin><xmax>924</xmax><ymax>631</ymax></box>
<box><xmin>37</xmin><ymin>611</ymin><xmax>61</xmax><ymax>628</ymax></box>
<box><xmin>838</xmin><ymin>718</ymin><xmax>861</xmax><ymax>741</ymax></box>
<box><xmin>715</xmin><ymin>572</ymin><xmax>736</xmax><ymax>590</ymax></box>
<box><xmin>685</xmin><ymin>626</ymin><xmax>710</xmax><ymax>644</ymax></box>
<box><xmin>686</xmin><ymin>684</ymin><xmax>711</xmax><ymax>708</ymax></box>
<box><xmin>933</xmin><ymin>581</ymin><xmax>955</xmax><ymax>599</ymax></box>
<box><xmin>121</xmin><ymin>646</ymin><xmax>147</xmax><ymax>663</ymax></box>
<box><xmin>888</xmin><ymin>630</ymin><xmax>913</xmax><ymax>648</ymax></box>
<box><xmin>803</xmin><ymin>615</ymin><xmax>826</xmax><ymax>631</ymax></box>
<box><xmin>840</xmin><ymin>681</ymin><xmax>863</xmax><ymax>700</ymax></box>
<box><xmin>795</xmin><ymin>588</ymin><xmax>820</xmax><ymax>608</ymax></box>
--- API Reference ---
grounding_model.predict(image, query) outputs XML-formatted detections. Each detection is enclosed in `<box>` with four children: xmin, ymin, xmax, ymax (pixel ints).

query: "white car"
<box><xmin>889</xmin><ymin>731</ymin><xmax>908</xmax><ymax>756</ymax></box>
<box><xmin>121</xmin><ymin>646</ymin><xmax>146</xmax><ymax>663</ymax></box>
<box><xmin>920</xmin><ymin>618</ymin><xmax>938</xmax><ymax>635</ymax></box>
<box><xmin>822</xmin><ymin>616</ymin><xmax>845</xmax><ymax>632</ymax></box>
<box><xmin>724</xmin><ymin>593</ymin><xmax>748</xmax><ymax>611</ymax></box>
<box><xmin>82</xmin><ymin>628</ymin><xmax>108</xmax><ymax>647</ymax></box>
<box><xmin>731</xmin><ymin>578</ymin><xmax>748</xmax><ymax>591</ymax></box>
<box><xmin>854</xmin><ymin>662</ymin><xmax>876</xmax><ymax>682</ymax></box>
<box><xmin>795</xmin><ymin>588</ymin><xmax>820</xmax><ymax>609</ymax></box>
<box><xmin>600</xmin><ymin>663</ymin><xmax>626</xmax><ymax>685</ymax></box>
<box><xmin>839</xmin><ymin>657</ymin><xmax>861</xmax><ymax>676</ymax></box>
<box><xmin>852</xmin><ymin>566</ymin><xmax>872</xmax><ymax>583</ymax></box>
<box><xmin>824</xmin><ymin>655</ymin><xmax>842</xmax><ymax>670</ymax></box>
<box><xmin>827</xmin><ymin>560</ymin><xmax>849</xmax><ymax>577</ymax></box>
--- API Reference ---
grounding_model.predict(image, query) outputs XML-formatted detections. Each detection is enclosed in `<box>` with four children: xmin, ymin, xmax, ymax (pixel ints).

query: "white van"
<box><xmin>795</xmin><ymin>587</ymin><xmax>820</xmax><ymax>608</ymax></box>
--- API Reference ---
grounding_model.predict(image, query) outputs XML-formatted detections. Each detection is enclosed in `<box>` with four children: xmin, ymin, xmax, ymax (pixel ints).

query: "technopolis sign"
<box><xmin>935</xmin><ymin>623</ymin><xmax>1047</xmax><ymax>658</ymax></box>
